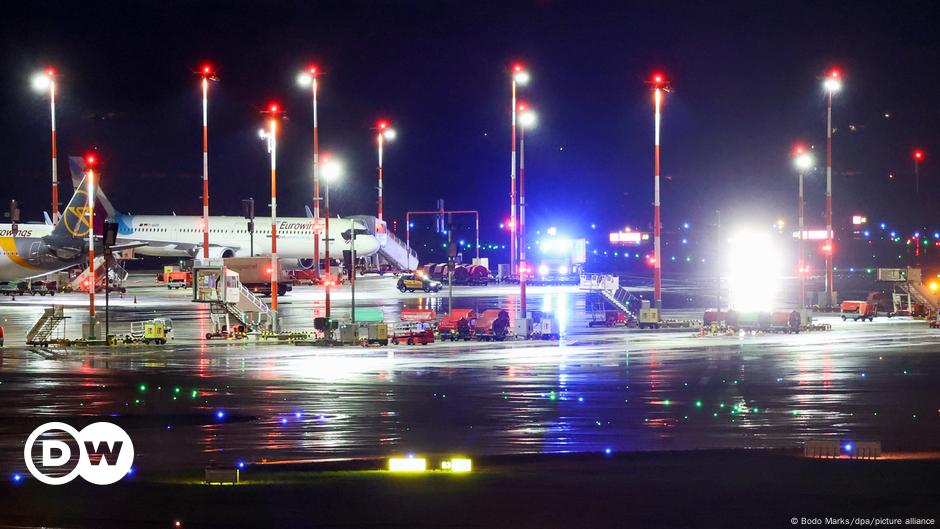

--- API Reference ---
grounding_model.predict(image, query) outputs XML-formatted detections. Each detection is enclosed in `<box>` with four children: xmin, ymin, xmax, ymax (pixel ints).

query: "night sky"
<box><xmin>2</xmin><ymin>1</ymin><xmax>939</xmax><ymax>258</ymax></box>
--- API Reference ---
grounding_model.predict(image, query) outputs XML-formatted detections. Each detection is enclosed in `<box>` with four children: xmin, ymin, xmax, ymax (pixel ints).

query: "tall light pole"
<box><xmin>198</xmin><ymin>64</ymin><xmax>217</xmax><ymax>260</ymax></box>
<box><xmin>793</xmin><ymin>146</ymin><xmax>814</xmax><ymax>309</ymax></box>
<box><xmin>84</xmin><ymin>154</ymin><xmax>98</xmax><ymax>327</ymax></box>
<box><xmin>259</xmin><ymin>103</ymin><xmax>282</xmax><ymax>333</ymax></box>
<box><xmin>650</xmin><ymin>72</ymin><xmax>670</xmax><ymax>311</ymax></box>
<box><xmin>322</xmin><ymin>156</ymin><xmax>343</xmax><ymax>336</ymax></box>
<box><xmin>31</xmin><ymin>68</ymin><xmax>59</xmax><ymax>224</ymax></box>
<box><xmin>823</xmin><ymin>69</ymin><xmax>842</xmax><ymax>307</ymax></box>
<box><xmin>376</xmin><ymin>120</ymin><xmax>396</xmax><ymax>221</ymax></box>
<box><xmin>517</xmin><ymin>103</ymin><xmax>537</xmax><ymax>319</ymax></box>
<box><xmin>510</xmin><ymin>64</ymin><xmax>530</xmax><ymax>275</ymax></box>
<box><xmin>913</xmin><ymin>149</ymin><xmax>924</xmax><ymax>198</ymax></box>
<box><xmin>297</xmin><ymin>66</ymin><xmax>321</xmax><ymax>278</ymax></box>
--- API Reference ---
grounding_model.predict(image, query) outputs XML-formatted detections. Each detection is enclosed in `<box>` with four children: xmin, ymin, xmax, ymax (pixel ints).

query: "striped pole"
<box><xmin>269</xmin><ymin>115</ymin><xmax>279</xmax><ymax>333</ymax></box>
<box><xmin>510</xmin><ymin>76</ymin><xmax>517</xmax><ymax>275</ymax></box>
<box><xmin>87</xmin><ymin>167</ymin><xmax>96</xmax><ymax>320</ymax></box>
<box><xmin>202</xmin><ymin>74</ymin><xmax>210</xmax><ymax>259</ymax></box>
<box><xmin>378</xmin><ymin>131</ymin><xmax>384</xmax><ymax>221</ymax></box>
<box><xmin>312</xmin><ymin>70</ymin><xmax>320</xmax><ymax>279</ymax></box>
<box><xmin>653</xmin><ymin>86</ymin><xmax>663</xmax><ymax>310</ymax></box>
<box><xmin>50</xmin><ymin>77</ymin><xmax>59</xmax><ymax>224</ymax></box>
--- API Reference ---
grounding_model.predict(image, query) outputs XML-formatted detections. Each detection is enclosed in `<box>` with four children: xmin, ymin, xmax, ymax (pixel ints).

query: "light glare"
<box><xmin>31</xmin><ymin>72</ymin><xmax>51</xmax><ymax>92</ymax></box>
<box><xmin>727</xmin><ymin>229</ymin><xmax>781</xmax><ymax>312</ymax></box>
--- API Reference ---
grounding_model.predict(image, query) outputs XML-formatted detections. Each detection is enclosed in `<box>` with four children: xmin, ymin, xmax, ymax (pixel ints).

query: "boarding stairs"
<box><xmin>579</xmin><ymin>274</ymin><xmax>639</xmax><ymax>319</ymax></box>
<box><xmin>877</xmin><ymin>267</ymin><xmax>938</xmax><ymax>314</ymax></box>
<box><xmin>351</xmin><ymin>215</ymin><xmax>420</xmax><ymax>272</ymax></box>
<box><xmin>68</xmin><ymin>258</ymin><xmax>128</xmax><ymax>292</ymax></box>
<box><xmin>210</xmin><ymin>284</ymin><xmax>271</xmax><ymax>332</ymax></box>
<box><xmin>26</xmin><ymin>305</ymin><xmax>67</xmax><ymax>345</ymax></box>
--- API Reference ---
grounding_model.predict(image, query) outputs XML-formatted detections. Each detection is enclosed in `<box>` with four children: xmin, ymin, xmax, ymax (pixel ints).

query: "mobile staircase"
<box><xmin>877</xmin><ymin>267</ymin><xmax>938</xmax><ymax>315</ymax></box>
<box><xmin>351</xmin><ymin>215</ymin><xmax>420</xmax><ymax>272</ymax></box>
<box><xmin>579</xmin><ymin>274</ymin><xmax>640</xmax><ymax>319</ymax></box>
<box><xmin>26</xmin><ymin>305</ymin><xmax>67</xmax><ymax>346</ymax></box>
<box><xmin>192</xmin><ymin>260</ymin><xmax>272</xmax><ymax>334</ymax></box>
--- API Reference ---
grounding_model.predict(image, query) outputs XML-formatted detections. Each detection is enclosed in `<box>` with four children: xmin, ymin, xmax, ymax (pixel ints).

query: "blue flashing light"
<box><xmin>934</xmin><ymin>232</ymin><xmax>940</xmax><ymax>239</ymax></box>
<box><xmin>280</xmin><ymin>417</ymin><xmax>288</xmax><ymax>425</ymax></box>
<box><xmin>237</xmin><ymin>460</ymin><xmax>246</xmax><ymax>469</ymax></box>
<box><xmin>681</xmin><ymin>238</ymin><xmax>687</xmax><ymax>244</ymax></box>
<box><xmin>12</xmin><ymin>473</ymin><xmax>22</xmax><ymax>483</ymax></box>
<box><xmin>295</xmin><ymin>412</ymin><xmax>301</xmax><ymax>419</ymax></box>
<box><xmin>604</xmin><ymin>448</ymin><xmax>612</xmax><ymax>455</ymax></box>
<box><xmin>683</xmin><ymin>222</ymin><xmax>690</xmax><ymax>229</ymax></box>
<box><xmin>890</xmin><ymin>231</ymin><xmax>897</xmax><ymax>237</ymax></box>
<box><xmin>843</xmin><ymin>443</ymin><xmax>853</xmax><ymax>452</ymax></box>
<box><xmin>863</xmin><ymin>231</ymin><xmax>870</xmax><ymax>237</ymax></box>
<box><xmin>408</xmin><ymin>222</ymin><xmax>414</xmax><ymax>228</ymax></box>
<box><xmin>591</xmin><ymin>223</ymin><xmax>597</xmax><ymax>229</ymax></box>
<box><xmin>879</xmin><ymin>222</ymin><xmax>886</xmax><ymax>229</ymax></box>
<box><xmin>126</xmin><ymin>467</ymin><xmax>135</xmax><ymax>477</ymax></box>
<box><xmin>216</xmin><ymin>410</ymin><xmax>226</xmax><ymax>420</ymax></box>
<box><xmin>578</xmin><ymin>397</ymin><xmax>584</xmax><ymax>402</ymax></box>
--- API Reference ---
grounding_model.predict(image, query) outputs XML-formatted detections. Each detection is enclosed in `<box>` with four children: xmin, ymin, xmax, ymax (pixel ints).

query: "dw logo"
<box><xmin>24</xmin><ymin>422</ymin><xmax>135</xmax><ymax>485</ymax></box>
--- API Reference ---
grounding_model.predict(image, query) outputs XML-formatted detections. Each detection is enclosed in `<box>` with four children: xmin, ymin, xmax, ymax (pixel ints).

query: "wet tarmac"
<box><xmin>1</xmin><ymin>273</ymin><xmax>939</xmax><ymax>474</ymax></box>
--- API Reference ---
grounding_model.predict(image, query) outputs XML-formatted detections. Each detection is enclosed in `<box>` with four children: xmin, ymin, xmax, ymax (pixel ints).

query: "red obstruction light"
<box><xmin>307</xmin><ymin>65</ymin><xmax>318</xmax><ymax>74</ymax></box>
<box><xmin>84</xmin><ymin>153</ymin><xmax>98</xmax><ymax>167</ymax></box>
<box><xmin>651</xmin><ymin>72</ymin><xmax>667</xmax><ymax>86</ymax></box>
<box><xmin>377</xmin><ymin>120</ymin><xmax>389</xmax><ymax>130</ymax></box>
<box><xmin>792</xmin><ymin>145</ymin><xmax>806</xmax><ymax>156</ymax></box>
<box><xmin>828</xmin><ymin>69</ymin><xmax>841</xmax><ymax>79</ymax></box>
<box><xmin>914</xmin><ymin>150</ymin><xmax>925</xmax><ymax>161</ymax></box>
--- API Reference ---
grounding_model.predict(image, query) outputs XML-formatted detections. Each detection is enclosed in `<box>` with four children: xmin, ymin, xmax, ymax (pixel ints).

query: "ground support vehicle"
<box><xmin>841</xmin><ymin>301</ymin><xmax>876</xmax><ymax>322</ymax></box>
<box><xmin>474</xmin><ymin>309</ymin><xmax>510</xmax><ymax>341</ymax></box>
<box><xmin>396</xmin><ymin>273</ymin><xmax>443</xmax><ymax>293</ymax></box>
<box><xmin>337</xmin><ymin>322</ymin><xmax>389</xmax><ymax>346</ymax></box>
<box><xmin>121</xmin><ymin>319</ymin><xmax>171</xmax><ymax>345</ymax></box>
<box><xmin>389</xmin><ymin>322</ymin><xmax>434</xmax><ymax>345</ymax></box>
<box><xmin>588</xmin><ymin>310</ymin><xmax>628</xmax><ymax>328</ymax></box>
<box><xmin>438</xmin><ymin>309</ymin><xmax>475</xmax><ymax>341</ymax></box>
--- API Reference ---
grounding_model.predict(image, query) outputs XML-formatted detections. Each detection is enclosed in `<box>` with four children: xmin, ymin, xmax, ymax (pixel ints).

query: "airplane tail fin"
<box><xmin>69</xmin><ymin>156</ymin><xmax>118</xmax><ymax>218</ymax></box>
<box><xmin>50</xmin><ymin>172</ymin><xmax>93</xmax><ymax>242</ymax></box>
<box><xmin>305</xmin><ymin>205</ymin><xmax>313</xmax><ymax>218</ymax></box>
<box><xmin>43</xmin><ymin>211</ymin><xmax>52</xmax><ymax>225</ymax></box>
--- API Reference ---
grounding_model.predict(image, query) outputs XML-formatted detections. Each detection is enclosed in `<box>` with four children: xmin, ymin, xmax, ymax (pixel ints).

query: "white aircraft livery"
<box><xmin>68</xmin><ymin>156</ymin><xmax>380</xmax><ymax>267</ymax></box>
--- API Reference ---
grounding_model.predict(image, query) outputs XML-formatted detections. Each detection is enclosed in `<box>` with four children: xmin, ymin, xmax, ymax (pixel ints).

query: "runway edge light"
<box><xmin>441</xmin><ymin>458</ymin><xmax>473</xmax><ymax>472</ymax></box>
<box><xmin>388</xmin><ymin>457</ymin><xmax>427</xmax><ymax>472</ymax></box>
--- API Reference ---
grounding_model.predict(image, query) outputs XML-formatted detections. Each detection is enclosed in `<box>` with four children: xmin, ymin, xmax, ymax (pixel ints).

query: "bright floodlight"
<box><xmin>31</xmin><ymin>72</ymin><xmax>51</xmax><ymax>92</ymax></box>
<box><xmin>296</xmin><ymin>72</ymin><xmax>313</xmax><ymax>87</ymax></box>
<box><xmin>322</xmin><ymin>158</ymin><xmax>344</xmax><ymax>181</ymax></box>
<box><xmin>519</xmin><ymin>109</ymin><xmax>537</xmax><ymax>128</ymax></box>
<box><xmin>258</xmin><ymin>128</ymin><xmax>268</xmax><ymax>139</ymax></box>
<box><xmin>727</xmin><ymin>229</ymin><xmax>781</xmax><ymax>312</ymax></box>
<box><xmin>383</xmin><ymin>128</ymin><xmax>397</xmax><ymax>141</ymax></box>
<box><xmin>823</xmin><ymin>71</ymin><xmax>842</xmax><ymax>92</ymax></box>
<box><xmin>794</xmin><ymin>152</ymin><xmax>813</xmax><ymax>171</ymax></box>
<box><xmin>513</xmin><ymin>67</ymin><xmax>530</xmax><ymax>85</ymax></box>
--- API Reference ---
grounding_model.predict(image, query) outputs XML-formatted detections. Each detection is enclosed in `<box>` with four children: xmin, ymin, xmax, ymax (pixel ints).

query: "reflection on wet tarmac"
<box><xmin>1</xmin><ymin>275</ymin><xmax>939</xmax><ymax>472</ymax></box>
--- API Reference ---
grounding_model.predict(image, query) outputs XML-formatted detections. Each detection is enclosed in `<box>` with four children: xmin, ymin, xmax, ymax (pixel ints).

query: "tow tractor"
<box><xmin>120</xmin><ymin>318</ymin><xmax>173</xmax><ymax>345</ymax></box>
<box><xmin>389</xmin><ymin>322</ymin><xmax>435</xmax><ymax>345</ymax></box>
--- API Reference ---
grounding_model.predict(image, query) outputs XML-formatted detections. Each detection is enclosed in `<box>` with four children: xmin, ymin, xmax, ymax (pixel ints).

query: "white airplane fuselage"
<box><xmin>115</xmin><ymin>214</ymin><xmax>380</xmax><ymax>263</ymax></box>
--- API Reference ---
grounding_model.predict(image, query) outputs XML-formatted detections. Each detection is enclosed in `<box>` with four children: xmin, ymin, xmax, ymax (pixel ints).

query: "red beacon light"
<box><xmin>650</xmin><ymin>72</ymin><xmax>667</xmax><ymax>86</ymax></box>
<box><xmin>84</xmin><ymin>154</ymin><xmax>98</xmax><ymax>167</ymax></box>
<box><xmin>377</xmin><ymin>120</ymin><xmax>388</xmax><ymax>130</ymax></box>
<box><xmin>914</xmin><ymin>150</ymin><xmax>925</xmax><ymax>161</ymax></box>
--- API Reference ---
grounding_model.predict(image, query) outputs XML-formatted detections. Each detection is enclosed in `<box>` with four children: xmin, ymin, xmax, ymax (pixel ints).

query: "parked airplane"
<box><xmin>69</xmin><ymin>157</ymin><xmax>380</xmax><ymax>268</ymax></box>
<box><xmin>0</xmin><ymin>174</ymin><xmax>106</xmax><ymax>281</ymax></box>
